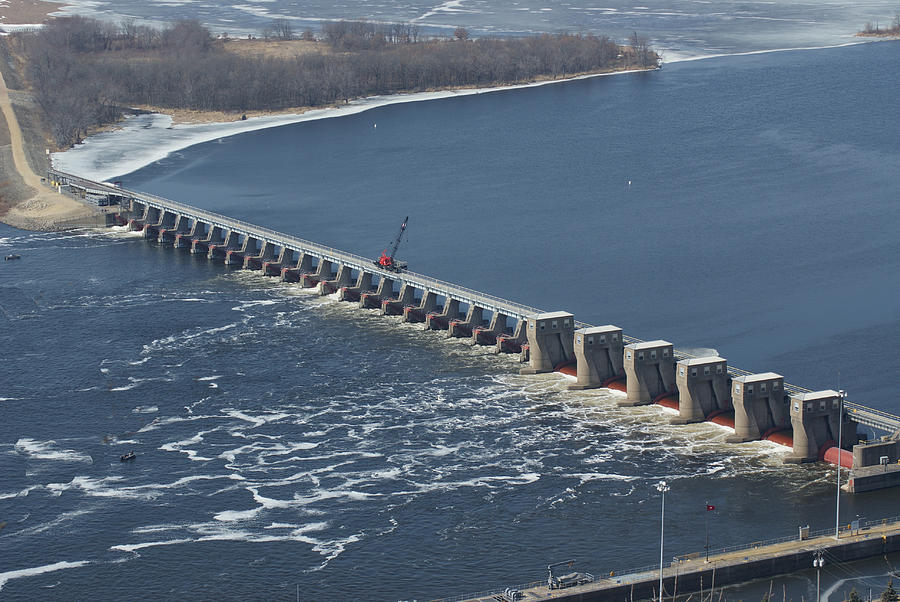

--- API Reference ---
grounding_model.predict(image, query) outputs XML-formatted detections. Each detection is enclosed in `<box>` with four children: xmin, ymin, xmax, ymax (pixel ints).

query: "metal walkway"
<box><xmin>49</xmin><ymin>169</ymin><xmax>900</xmax><ymax>436</ymax></box>
<box><xmin>50</xmin><ymin>169</ymin><xmax>545</xmax><ymax>322</ymax></box>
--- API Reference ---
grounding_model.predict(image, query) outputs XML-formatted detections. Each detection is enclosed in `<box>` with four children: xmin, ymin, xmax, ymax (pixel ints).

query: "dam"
<box><xmin>48</xmin><ymin>168</ymin><xmax>900</xmax><ymax>494</ymax></box>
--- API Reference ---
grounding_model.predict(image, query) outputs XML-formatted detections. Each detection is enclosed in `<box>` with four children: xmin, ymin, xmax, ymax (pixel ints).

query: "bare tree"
<box><xmin>265</xmin><ymin>18</ymin><xmax>294</xmax><ymax>40</ymax></box>
<box><xmin>18</xmin><ymin>17</ymin><xmax>657</xmax><ymax>147</ymax></box>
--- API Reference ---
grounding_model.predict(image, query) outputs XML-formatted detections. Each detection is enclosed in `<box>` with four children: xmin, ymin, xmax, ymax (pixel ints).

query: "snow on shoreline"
<box><xmin>52</xmin><ymin>38</ymin><xmax>876</xmax><ymax>183</ymax></box>
<box><xmin>52</xmin><ymin>68</ymin><xmax>651</xmax><ymax>182</ymax></box>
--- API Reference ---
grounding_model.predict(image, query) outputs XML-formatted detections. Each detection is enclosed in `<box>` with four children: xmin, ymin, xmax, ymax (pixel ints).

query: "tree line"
<box><xmin>16</xmin><ymin>17</ymin><xmax>658</xmax><ymax>147</ymax></box>
<box><xmin>861</xmin><ymin>14</ymin><xmax>900</xmax><ymax>34</ymax></box>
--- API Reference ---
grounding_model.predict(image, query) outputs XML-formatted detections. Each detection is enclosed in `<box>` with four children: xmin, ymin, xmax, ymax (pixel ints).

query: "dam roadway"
<box><xmin>49</xmin><ymin>169</ymin><xmax>900</xmax><ymax>475</ymax></box>
<box><xmin>443</xmin><ymin>515</ymin><xmax>900</xmax><ymax>602</ymax></box>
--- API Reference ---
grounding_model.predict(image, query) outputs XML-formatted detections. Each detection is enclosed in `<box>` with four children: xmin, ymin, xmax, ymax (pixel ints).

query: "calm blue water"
<box><xmin>3</xmin><ymin>42</ymin><xmax>900</xmax><ymax>599</ymax></box>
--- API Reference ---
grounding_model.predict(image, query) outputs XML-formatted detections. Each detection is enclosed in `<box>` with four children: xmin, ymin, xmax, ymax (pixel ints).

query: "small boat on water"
<box><xmin>5</xmin><ymin>254</ymin><xmax>21</xmax><ymax>261</ymax></box>
<box><xmin>120</xmin><ymin>451</ymin><xmax>136</xmax><ymax>462</ymax></box>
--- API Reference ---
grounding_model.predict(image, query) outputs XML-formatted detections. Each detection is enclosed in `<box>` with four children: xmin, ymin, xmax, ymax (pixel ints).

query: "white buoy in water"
<box><xmin>374</xmin><ymin>123</ymin><xmax>377</xmax><ymax>128</ymax></box>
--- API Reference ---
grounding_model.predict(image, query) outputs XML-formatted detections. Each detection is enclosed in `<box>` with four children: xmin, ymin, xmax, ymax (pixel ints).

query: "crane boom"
<box><xmin>388</xmin><ymin>216</ymin><xmax>408</xmax><ymax>261</ymax></box>
<box><xmin>375</xmin><ymin>216</ymin><xmax>409</xmax><ymax>272</ymax></box>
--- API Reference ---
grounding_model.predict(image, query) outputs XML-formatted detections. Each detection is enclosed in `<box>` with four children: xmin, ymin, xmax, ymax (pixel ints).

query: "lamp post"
<box><xmin>813</xmin><ymin>550</ymin><xmax>824</xmax><ymax>602</ymax></box>
<box><xmin>657</xmin><ymin>480</ymin><xmax>670</xmax><ymax>602</ymax></box>
<box><xmin>835</xmin><ymin>390</ymin><xmax>844</xmax><ymax>540</ymax></box>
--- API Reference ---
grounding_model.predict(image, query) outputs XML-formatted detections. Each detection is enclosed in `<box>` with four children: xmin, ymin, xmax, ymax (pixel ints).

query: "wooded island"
<box><xmin>5</xmin><ymin>17</ymin><xmax>659</xmax><ymax>147</ymax></box>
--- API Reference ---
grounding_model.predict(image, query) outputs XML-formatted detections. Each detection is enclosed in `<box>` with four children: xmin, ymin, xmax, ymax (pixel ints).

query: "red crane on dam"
<box><xmin>375</xmin><ymin>216</ymin><xmax>409</xmax><ymax>273</ymax></box>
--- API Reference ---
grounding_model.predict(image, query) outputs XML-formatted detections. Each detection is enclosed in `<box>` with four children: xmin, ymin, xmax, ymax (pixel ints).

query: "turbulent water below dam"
<box><xmin>3</xmin><ymin>41</ymin><xmax>900</xmax><ymax>600</ymax></box>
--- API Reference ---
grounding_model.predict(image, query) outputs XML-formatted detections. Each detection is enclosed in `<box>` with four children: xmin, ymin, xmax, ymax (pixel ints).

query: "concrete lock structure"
<box><xmin>726</xmin><ymin>373</ymin><xmax>789</xmax><ymax>443</ymax></box>
<box><xmin>402</xmin><ymin>291</ymin><xmax>438</xmax><ymax>323</ymax></box>
<box><xmin>786</xmin><ymin>390</ymin><xmax>857</xmax><ymax>464</ymax></box>
<box><xmin>496</xmin><ymin>320</ymin><xmax>527</xmax><ymax>354</ymax></box>
<box><xmin>191</xmin><ymin>225</ymin><xmax>225</xmax><ymax>254</ymax></box>
<box><xmin>671</xmin><ymin>356</ymin><xmax>731</xmax><ymax>424</ymax></box>
<box><xmin>47</xmin><ymin>168</ymin><xmax>900</xmax><ymax>492</ymax></box>
<box><xmin>848</xmin><ymin>439</ymin><xmax>900</xmax><ymax>493</ymax></box>
<box><xmin>472</xmin><ymin>312</ymin><xmax>509</xmax><ymax>346</ymax></box>
<box><xmin>244</xmin><ymin>241</ymin><xmax>275</xmax><ymax>269</ymax></box>
<box><xmin>226</xmin><ymin>236</ymin><xmax>257</xmax><ymax>265</ymax></box>
<box><xmin>520</xmin><ymin>312</ymin><xmax>575</xmax><ymax>375</ymax></box>
<box><xmin>619</xmin><ymin>340</ymin><xmax>675</xmax><ymax>406</ymax></box>
<box><xmin>207</xmin><ymin>230</ymin><xmax>241</xmax><ymax>260</ymax></box>
<box><xmin>280</xmin><ymin>251</ymin><xmax>314</xmax><ymax>281</ymax></box>
<box><xmin>262</xmin><ymin>246</ymin><xmax>295</xmax><ymax>276</ymax></box>
<box><xmin>568</xmin><ymin>325</ymin><xmax>624</xmax><ymax>390</ymax></box>
<box><xmin>425</xmin><ymin>298</ymin><xmax>460</xmax><ymax>330</ymax></box>
<box><xmin>158</xmin><ymin>214</ymin><xmax>191</xmax><ymax>243</ymax></box>
<box><xmin>381</xmin><ymin>283</ymin><xmax>416</xmax><ymax>315</ymax></box>
<box><xmin>448</xmin><ymin>305</ymin><xmax>483</xmax><ymax>338</ymax></box>
<box><xmin>338</xmin><ymin>271</ymin><xmax>374</xmax><ymax>301</ymax></box>
<box><xmin>360</xmin><ymin>275</ymin><xmax>394</xmax><ymax>308</ymax></box>
<box><xmin>318</xmin><ymin>264</ymin><xmax>353</xmax><ymax>295</ymax></box>
<box><xmin>300</xmin><ymin>258</ymin><xmax>334</xmax><ymax>287</ymax></box>
<box><xmin>174</xmin><ymin>220</ymin><xmax>203</xmax><ymax>249</ymax></box>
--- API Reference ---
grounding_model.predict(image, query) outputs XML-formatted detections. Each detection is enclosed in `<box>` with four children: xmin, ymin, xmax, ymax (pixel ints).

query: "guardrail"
<box><xmin>50</xmin><ymin>169</ymin><xmax>547</xmax><ymax>321</ymax></box>
<box><xmin>432</xmin><ymin>580</ymin><xmax>545</xmax><ymax>602</ymax></box>
<box><xmin>436</xmin><ymin>515</ymin><xmax>900</xmax><ymax>601</ymax></box>
<box><xmin>50</xmin><ymin>169</ymin><xmax>900</xmax><ymax>434</ymax></box>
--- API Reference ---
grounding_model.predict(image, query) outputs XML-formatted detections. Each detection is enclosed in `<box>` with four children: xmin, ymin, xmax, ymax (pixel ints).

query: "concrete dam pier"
<box><xmin>48</xmin><ymin>169</ymin><xmax>900</xmax><ymax>494</ymax></box>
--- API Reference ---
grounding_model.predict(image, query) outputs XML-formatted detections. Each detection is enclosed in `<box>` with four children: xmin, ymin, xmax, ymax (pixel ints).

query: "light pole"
<box><xmin>813</xmin><ymin>550</ymin><xmax>824</xmax><ymax>602</ymax></box>
<box><xmin>657</xmin><ymin>480</ymin><xmax>670</xmax><ymax>602</ymax></box>
<box><xmin>835</xmin><ymin>390</ymin><xmax>845</xmax><ymax>540</ymax></box>
<box><xmin>705</xmin><ymin>501</ymin><xmax>710</xmax><ymax>563</ymax></box>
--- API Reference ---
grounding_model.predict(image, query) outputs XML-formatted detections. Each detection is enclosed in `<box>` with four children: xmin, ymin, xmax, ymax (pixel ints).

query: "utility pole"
<box><xmin>657</xmin><ymin>480</ymin><xmax>670</xmax><ymax>602</ymax></box>
<box><xmin>835</xmin><ymin>390</ymin><xmax>845</xmax><ymax>540</ymax></box>
<box><xmin>705</xmin><ymin>502</ymin><xmax>710</xmax><ymax>563</ymax></box>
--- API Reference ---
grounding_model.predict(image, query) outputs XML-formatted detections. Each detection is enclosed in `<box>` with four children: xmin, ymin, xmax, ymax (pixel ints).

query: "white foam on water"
<box><xmin>137</xmin><ymin>413</ymin><xmax>222</xmax><ymax>433</ymax></box>
<box><xmin>159</xmin><ymin>431</ymin><xmax>216</xmax><ymax>461</ymax></box>
<box><xmin>0</xmin><ymin>561</ymin><xmax>90</xmax><ymax>592</ymax></box>
<box><xmin>110</xmin><ymin>538</ymin><xmax>194</xmax><ymax>553</ymax></box>
<box><xmin>110</xmin><ymin>384</ymin><xmax>139</xmax><ymax>392</ymax></box>
<box><xmin>231</xmin><ymin>299</ymin><xmax>281</xmax><ymax>312</ymax></box>
<box><xmin>12</xmin><ymin>509</ymin><xmax>95</xmax><ymax>538</ymax></box>
<box><xmin>132</xmin><ymin>405</ymin><xmax>158</xmax><ymax>414</ymax></box>
<box><xmin>14</xmin><ymin>438</ymin><xmax>93</xmax><ymax>464</ymax></box>
<box><xmin>196</xmin><ymin>375</ymin><xmax>222</xmax><ymax>381</ymax></box>
<box><xmin>0</xmin><ymin>485</ymin><xmax>40</xmax><ymax>500</ymax></box>
<box><xmin>214</xmin><ymin>507</ymin><xmax>261</xmax><ymax>522</ymax></box>
<box><xmin>224</xmin><ymin>409</ymin><xmax>291</xmax><ymax>428</ymax></box>
<box><xmin>45</xmin><ymin>475</ymin><xmax>150</xmax><ymax>499</ymax></box>
<box><xmin>0</xmin><ymin>397</ymin><xmax>22</xmax><ymax>401</ymax></box>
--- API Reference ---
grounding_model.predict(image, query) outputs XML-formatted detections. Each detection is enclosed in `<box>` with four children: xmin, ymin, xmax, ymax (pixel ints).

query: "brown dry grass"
<box><xmin>221</xmin><ymin>38</ymin><xmax>331</xmax><ymax>60</ymax></box>
<box><xmin>855</xmin><ymin>30</ymin><xmax>900</xmax><ymax>38</ymax></box>
<box><xmin>0</xmin><ymin>0</ymin><xmax>64</xmax><ymax>25</ymax></box>
<box><xmin>127</xmin><ymin>104</ymin><xmax>330</xmax><ymax>126</ymax></box>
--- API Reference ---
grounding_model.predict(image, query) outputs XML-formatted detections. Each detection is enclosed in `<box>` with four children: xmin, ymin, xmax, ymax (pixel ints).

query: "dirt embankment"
<box><xmin>0</xmin><ymin>35</ymin><xmax>107</xmax><ymax>230</ymax></box>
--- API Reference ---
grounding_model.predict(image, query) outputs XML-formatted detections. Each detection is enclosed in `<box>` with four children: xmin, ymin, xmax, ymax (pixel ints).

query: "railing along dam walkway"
<box><xmin>49</xmin><ymin>169</ymin><xmax>900</xmax><ymax>467</ymax></box>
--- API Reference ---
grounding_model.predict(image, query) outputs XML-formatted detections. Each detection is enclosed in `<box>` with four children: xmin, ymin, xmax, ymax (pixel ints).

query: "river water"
<box><xmin>2</xmin><ymin>35</ymin><xmax>900</xmax><ymax>602</ymax></box>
